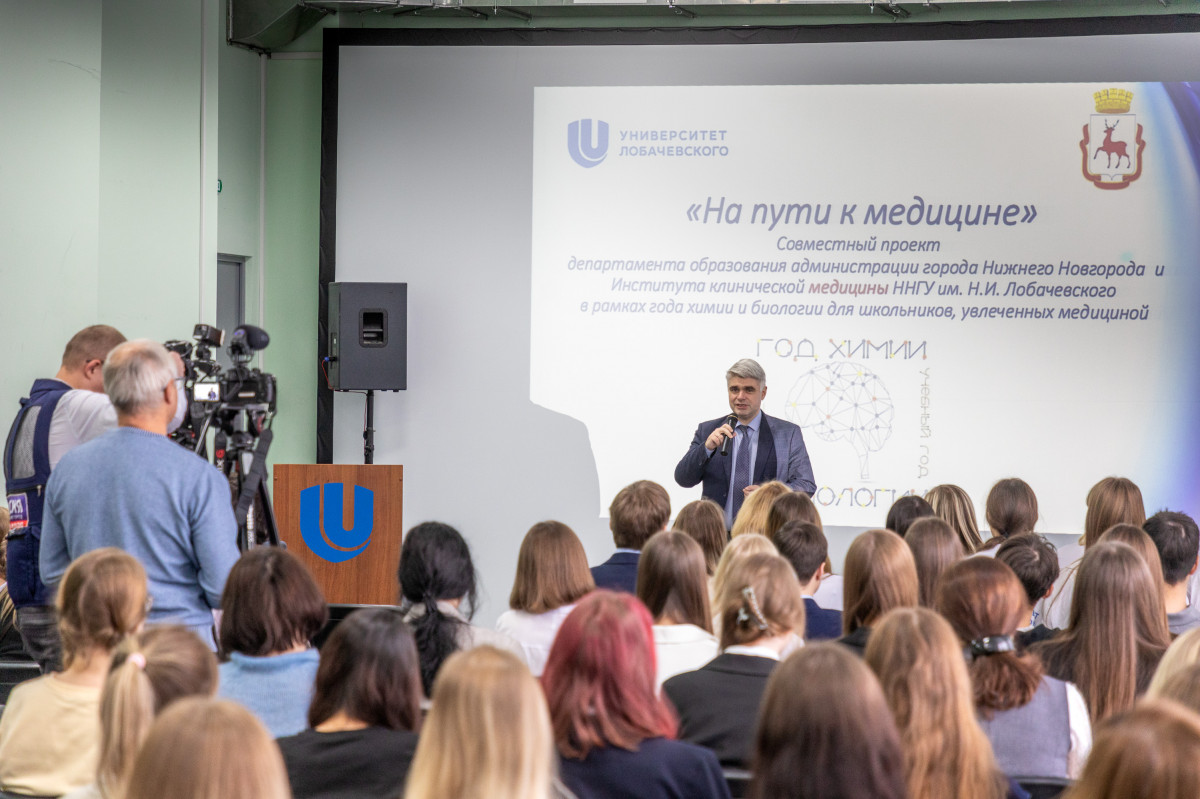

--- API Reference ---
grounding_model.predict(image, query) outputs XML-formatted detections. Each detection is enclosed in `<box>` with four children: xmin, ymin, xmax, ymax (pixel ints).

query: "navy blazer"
<box><xmin>674</xmin><ymin>413</ymin><xmax>816</xmax><ymax>511</ymax></box>
<box><xmin>590</xmin><ymin>551</ymin><xmax>640</xmax><ymax>594</ymax></box>
<box><xmin>662</xmin><ymin>653</ymin><xmax>778</xmax><ymax>769</ymax></box>
<box><xmin>559</xmin><ymin>737</ymin><xmax>731</xmax><ymax>799</ymax></box>
<box><xmin>804</xmin><ymin>597</ymin><xmax>843</xmax><ymax>641</ymax></box>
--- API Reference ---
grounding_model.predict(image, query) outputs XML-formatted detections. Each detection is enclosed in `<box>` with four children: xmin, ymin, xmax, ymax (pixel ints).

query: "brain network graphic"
<box><xmin>786</xmin><ymin>362</ymin><xmax>894</xmax><ymax>480</ymax></box>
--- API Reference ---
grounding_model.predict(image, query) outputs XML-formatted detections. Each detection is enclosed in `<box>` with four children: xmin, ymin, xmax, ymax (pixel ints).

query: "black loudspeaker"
<box><xmin>328</xmin><ymin>282</ymin><xmax>407</xmax><ymax>390</ymax></box>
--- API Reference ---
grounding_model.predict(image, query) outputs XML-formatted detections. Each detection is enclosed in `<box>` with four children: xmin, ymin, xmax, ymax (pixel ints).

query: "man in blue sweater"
<box><xmin>40</xmin><ymin>339</ymin><xmax>239</xmax><ymax>648</ymax></box>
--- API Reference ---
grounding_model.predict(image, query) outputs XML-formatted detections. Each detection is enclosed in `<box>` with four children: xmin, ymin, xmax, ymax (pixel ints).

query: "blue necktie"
<box><xmin>731</xmin><ymin>424</ymin><xmax>751</xmax><ymax>520</ymax></box>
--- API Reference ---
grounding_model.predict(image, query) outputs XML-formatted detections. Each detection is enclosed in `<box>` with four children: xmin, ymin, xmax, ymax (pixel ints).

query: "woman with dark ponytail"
<box><xmin>937</xmin><ymin>557</ymin><xmax>1091</xmax><ymax>779</ymax></box>
<box><xmin>398</xmin><ymin>522</ymin><xmax>525</xmax><ymax>692</ymax></box>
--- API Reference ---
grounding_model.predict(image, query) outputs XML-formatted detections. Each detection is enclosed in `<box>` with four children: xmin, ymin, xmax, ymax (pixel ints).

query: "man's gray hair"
<box><xmin>726</xmin><ymin>358</ymin><xmax>766</xmax><ymax>385</ymax></box>
<box><xmin>103</xmin><ymin>339</ymin><xmax>176</xmax><ymax>416</ymax></box>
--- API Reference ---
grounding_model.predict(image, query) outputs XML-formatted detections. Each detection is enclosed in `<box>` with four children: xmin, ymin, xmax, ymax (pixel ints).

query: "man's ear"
<box><xmin>1042</xmin><ymin>583</ymin><xmax>1055</xmax><ymax>600</ymax></box>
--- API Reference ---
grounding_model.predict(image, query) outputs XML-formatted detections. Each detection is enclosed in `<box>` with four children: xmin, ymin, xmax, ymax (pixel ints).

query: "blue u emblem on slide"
<box><xmin>299</xmin><ymin>483</ymin><xmax>374</xmax><ymax>563</ymax></box>
<box><xmin>567</xmin><ymin>119</ymin><xmax>609</xmax><ymax>168</ymax></box>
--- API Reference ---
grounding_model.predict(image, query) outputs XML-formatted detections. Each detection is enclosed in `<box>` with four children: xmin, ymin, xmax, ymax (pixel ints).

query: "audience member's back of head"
<box><xmin>905</xmin><ymin>516</ymin><xmax>964</xmax><ymax>607</ymax></box>
<box><xmin>397</xmin><ymin>521</ymin><xmax>478</xmax><ymax>693</ymax></box>
<box><xmin>1084</xmin><ymin>477</ymin><xmax>1145</xmax><ymax>548</ymax></box>
<box><xmin>730</xmin><ymin>481</ymin><xmax>790</xmax><ymax>538</ymax></box>
<box><xmin>925</xmin><ymin>484</ymin><xmax>983</xmax><ymax>552</ymax></box>
<box><xmin>541</xmin><ymin>591</ymin><xmax>675</xmax><ymax>759</ymax></box>
<box><xmin>1064</xmin><ymin>700</ymin><xmax>1200</xmax><ymax>799</ymax></box>
<box><xmin>1100</xmin><ymin>523</ymin><xmax>1167</xmax><ymax>612</ymax></box>
<box><xmin>124</xmin><ymin>698</ymin><xmax>290</xmax><ymax>799</ymax></box>
<box><xmin>842</xmin><ymin>529</ymin><xmax>918</xmax><ymax>636</ymax></box>
<box><xmin>219</xmin><ymin>547</ymin><xmax>328</xmax><ymax>657</ymax></box>
<box><xmin>936</xmin><ymin>558</ymin><xmax>1043</xmax><ymax>715</ymax></box>
<box><xmin>886</xmin><ymin>495</ymin><xmax>935</xmax><ymax>539</ymax></box>
<box><xmin>717</xmin><ymin>553</ymin><xmax>804</xmax><ymax>650</ymax></box>
<box><xmin>1143</xmin><ymin>510</ymin><xmax>1200</xmax><ymax>587</ymax></box>
<box><xmin>406</xmin><ymin>646</ymin><xmax>555</xmax><ymax>799</ymax></box>
<box><xmin>98</xmin><ymin>626</ymin><xmax>218</xmax><ymax>798</ymax></box>
<box><xmin>637</xmin><ymin>531</ymin><xmax>711</xmax><ymax>631</ymax></box>
<box><xmin>711</xmin><ymin>533</ymin><xmax>777</xmax><ymax>609</ymax></box>
<box><xmin>771</xmin><ymin>521</ymin><xmax>827</xmax><ymax>586</ymax></box>
<box><xmin>983</xmin><ymin>477</ymin><xmax>1038</xmax><ymax>545</ymax></box>
<box><xmin>609</xmin><ymin>480</ymin><xmax>671</xmax><ymax>550</ymax></box>
<box><xmin>995</xmin><ymin>533</ymin><xmax>1060</xmax><ymax>610</ymax></box>
<box><xmin>672</xmin><ymin>500</ymin><xmax>727</xmax><ymax>576</ymax></box>
<box><xmin>61</xmin><ymin>325</ymin><xmax>127</xmax><ymax>373</ymax></box>
<box><xmin>309</xmin><ymin>607</ymin><xmax>423</xmax><ymax>732</ymax></box>
<box><xmin>1151</xmin><ymin>662</ymin><xmax>1200</xmax><ymax>715</ymax></box>
<box><xmin>1149</xmin><ymin>627</ymin><xmax>1200</xmax><ymax>697</ymax></box>
<box><xmin>865</xmin><ymin>607</ymin><xmax>1006</xmax><ymax>799</ymax></box>
<box><xmin>57</xmin><ymin>548</ymin><xmax>148</xmax><ymax>667</ymax></box>
<box><xmin>750</xmin><ymin>643</ymin><xmax>905</xmax><ymax>799</ymax></box>
<box><xmin>509</xmin><ymin>521</ymin><xmax>594</xmax><ymax>615</ymax></box>
<box><xmin>764</xmin><ymin>491</ymin><xmax>822</xmax><ymax>540</ymax></box>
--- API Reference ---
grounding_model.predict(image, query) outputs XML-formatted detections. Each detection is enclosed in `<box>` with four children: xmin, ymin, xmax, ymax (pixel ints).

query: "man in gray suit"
<box><xmin>674</xmin><ymin>358</ymin><xmax>816</xmax><ymax>529</ymax></box>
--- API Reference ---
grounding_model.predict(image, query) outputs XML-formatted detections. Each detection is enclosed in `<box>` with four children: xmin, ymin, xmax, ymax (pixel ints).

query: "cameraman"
<box><xmin>39</xmin><ymin>340</ymin><xmax>238</xmax><ymax>650</ymax></box>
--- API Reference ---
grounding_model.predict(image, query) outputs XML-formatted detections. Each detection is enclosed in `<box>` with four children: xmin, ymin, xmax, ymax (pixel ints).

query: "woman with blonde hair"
<box><xmin>1063</xmin><ymin>700</ymin><xmax>1200</xmax><ymax>799</ymax></box>
<box><xmin>1032</xmin><ymin>541</ymin><xmax>1171</xmax><ymax>723</ymax></box>
<box><xmin>672</xmin><ymin>500</ymin><xmax>727</xmax><ymax>577</ymax></box>
<box><xmin>730</xmin><ymin>481</ymin><xmax>790</xmax><ymax>538</ymax></box>
<box><xmin>406</xmin><ymin>646</ymin><xmax>559</xmax><ymax>799</ymax></box>
<box><xmin>0</xmin><ymin>548</ymin><xmax>147</xmax><ymax>797</ymax></box>
<box><xmin>937</xmin><ymin>558</ymin><xmax>1091</xmax><ymax>780</ymax></box>
<box><xmin>124</xmin><ymin>698</ymin><xmax>290</xmax><ymax>799</ymax></box>
<box><xmin>64</xmin><ymin>626</ymin><xmax>218</xmax><ymax>799</ymax></box>
<box><xmin>710</xmin><ymin>534</ymin><xmax>776</xmax><ymax>606</ymax></box>
<box><xmin>637</xmin><ymin>531</ymin><xmax>718</xmax><ymax>687</ymax></box>
<box><xmin>1040</xmin><ymin>477</ymin><xmax>1144</xmax><ymax>629</ymax></box>
<box><xmin>905</xmin><ymin>516</ymin><xmax>964</xmax><ymax>608</ymax></box>
<box><xmin>865</xmin><ymin>607</ymin><xmax>1016</xmax><ymax>799</ymax></box>
<box><xmin>838</xmin><ymin>529</ymin><xmax>919</xmax><ymax>656</ymax></box>
<box><xmin>497</xmin><ymin>521</ymin><xmax>595</xmax><ymax>676</ymax></box>
<box><xmin>925</xmin><ymin>483</ymin><xmax>984</xmax><ymax>552</ymax></box>
<box><xmin>1149</xmin><ymin>626</ymin><xmax>1200</xmax><ymax>696</ymax></box>
<box><xmin>663</xmin><ymin>552</ymin><xmax>805</xmax><ymax>769</ymax></box>
<box><xmin>750</xmin><ymin>643</ymin><xmax>906</xmax><ymax>799</ymax></box>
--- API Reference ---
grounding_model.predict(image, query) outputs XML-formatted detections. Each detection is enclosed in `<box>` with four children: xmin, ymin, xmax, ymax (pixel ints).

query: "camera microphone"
<box><xmin>231</xmin><ymin>325</ymin><xmax>270</xmax><ymax>352</ymax></box>
<box><xmin>719</xmin><ymin>414</ymin><xmax>738</xmax><ymax>456</ymax></box>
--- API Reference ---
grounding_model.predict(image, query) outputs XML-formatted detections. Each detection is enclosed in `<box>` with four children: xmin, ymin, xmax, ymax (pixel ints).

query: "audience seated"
<box><xmin>663</xmin><ymin>552</ymin><xmax>802</xmax><ymax>769</ymax></box>
<box><xmin>750</xmin><ymin>643</ymin><xmax>906</xmax><ymax>799</ymax></box>
<box><xmin>866</xmin><ymin>607</ymin><xmax>1026</xmax><ymax>799</ymax></box>
<box><xmin>1142</xmin><ymin>511</ymin><xmax>1200</xmax><ymax>636</ymax></box>
<box><xmin>925</xmin><ymin>483</ymin><xmax>985</xmax><ymax>553</ymax></box>
<box><xmin>542</xmin><ymin>591</ymin><xmax>731</xmax><ymax>799</ymax></box>
<box><xmin>63</xmin><ymin>625</ymin><xmax>218</xmax><ymax>799</ymax></box>
<box><xmin>672</xmin><ymin>499</ymin><xmax>727</xmax><ymax>579</ymax></box>
<box><xmin>637</xmin><ymin>531</ymin><xmax>719</xmax><ymax>688</ymax></box>
<box><xmin>1031</xmin><ymin>541</ymin><xmax>1170</xmax><ymax>723</ymax></box>
<box><xmin>995</xmin><ymin>533</ymin><xmax>1061</xmax><ymax>648</ymax></box>
<box><xmin>591</xmin><ymin>480</ymin><xmax>671</xmax><ymax>594</ymax></box>
<box><xmin>496</xmin><ymin>520</ymin><xmax>595</xmax><ymax>677</ymax></box>
<box><xmin>762</xmin><ymin>491</ymin><xmax>822</xmax><ymax>541</ymax></box>
<box><xmin>937</xmin><ymin>558</ymin><xmax>1091</xmax><ymax>779</ymax></box>
<box><xmin>124</xmin><ymin>697</ymin><xmax>290</xmax><ymax>799</ymax></box>
<box><xmin>1062</xmin><ymin>700</ymin><xmax>1200</xmax><ymax>799</ymax></box>
<box><xmin>710</xmin><ymin>534</ymin><xmax>777</xmax><ymax>633</ymax></box>
<box><xmin>770</xmin><ymin>521</ymin><xmax>841</xmax><ymax>640</ymax></box>
<box><xmin>406</xmin><ymin>645</ymin><xmax>558</xmax><ymax>799</ymax></box>
<box><xmin>1148</xmin><ymin>626</ymin><xmax>1200</xmax><ymax>696</ymax></box>
<box><xmin>885</xmin><ymin>494</ymin><xmax>936</xmax><ymax>539</ymax></box>
<box><xmin>1100</xmin><ymin>523</ymin><xmax>1168</xmax><ymax>628</ymax></box>
<box><xmin>729</xmin><ymin>481</ymin><xmax>789</xmax><ymax>538</ymax></box>
<box><xmin>1149</xmin><ymin>661</ymin><xmax>1200</xmax><ymax>714</ymax></box>
<box><xmin>905</xmin><ymin>516</ymin><xmax>964</xmax><ymax>607</ymax></box>
<box><xmin>398</xmin><ymin>521</ymin><xmax>524</xmax><ymax>694</ymax></box>
<box><xmin>216</xmin><ymin>547</ymin><xmax>328</xmax><ymax>737</ymax></box>
<box><xmin>1039</xmin><ymin>477</ymin><xmax>1144</xmax><ymax>629</ymax></box>
<box><xmin>0</xmin><ymin>548</ymin><xmax>147</xmax><ymax>797</ymax></box>
<box><xmin>838</xmin><ymin>529</ymin><xmax>918</xmax><ymax>656</ymax></box>
<box><xmin>276</xmin><ymin>608</ymin><xmax>423</xmax><ymax>799</ymax></box>
<box><xmin>977</xmin><ymin>477</ymin><xmax>1040</xmax><ymax>555</ymax></box>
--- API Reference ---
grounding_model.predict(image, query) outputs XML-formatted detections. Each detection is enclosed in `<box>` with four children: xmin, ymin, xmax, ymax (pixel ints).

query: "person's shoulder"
<box><xmin>761</xmin><ymin>412</ymin><xmax>800</xmax><ymax>434</ymax></box>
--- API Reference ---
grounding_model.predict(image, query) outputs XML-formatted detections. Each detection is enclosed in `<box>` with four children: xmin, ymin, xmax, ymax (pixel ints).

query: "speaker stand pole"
<box><xmin>363</xmin><ymin>389</ymin><xmax>375</xmax><ymax>465</ymax></box>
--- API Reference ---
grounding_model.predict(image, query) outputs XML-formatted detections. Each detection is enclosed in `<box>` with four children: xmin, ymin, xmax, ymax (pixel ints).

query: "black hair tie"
<box><xmin>966</xmin><ymin>635</ymin><xmax>1015</xmax><ymax>660</ymax></box>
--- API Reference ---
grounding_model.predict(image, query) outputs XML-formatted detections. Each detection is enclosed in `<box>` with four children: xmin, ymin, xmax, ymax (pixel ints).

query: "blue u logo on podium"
<box><xmin>299</xmin><ymin>483</ymin><xmax>374</xmax><ymax>563</ymax></box>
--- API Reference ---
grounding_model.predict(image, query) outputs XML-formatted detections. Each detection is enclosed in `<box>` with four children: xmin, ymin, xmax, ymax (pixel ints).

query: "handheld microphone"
<box><xmin>719</xmin><ymin>414</ymin><xmax>738</xmax><ymax>456</ymax></box>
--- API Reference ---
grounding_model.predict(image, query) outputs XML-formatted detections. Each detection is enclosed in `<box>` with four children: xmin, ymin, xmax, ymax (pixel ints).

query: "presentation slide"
<box><xmin>530</xmin><ymin>81</ymin><xmax>1200</xmax><ymax>528</ymax></box>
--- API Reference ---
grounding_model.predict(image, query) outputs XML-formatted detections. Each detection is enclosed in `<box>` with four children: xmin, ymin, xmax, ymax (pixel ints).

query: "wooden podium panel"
<box><xmin>273</xmin><ymin>464</ymin><xmax>403</xmax><ymax>605</ymax></box>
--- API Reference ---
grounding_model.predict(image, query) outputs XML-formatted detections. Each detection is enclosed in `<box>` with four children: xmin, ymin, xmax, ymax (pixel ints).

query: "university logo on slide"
<box><xmin>567</xmin><ymin>118</ymin><xmax>609</xmax><ymax>168</ymax></box>
<box><xmin>1080</xmin><ymin>88</ymin><xmax>1145</xmax><ymax>190</ymax></box>
<box><xmin>299</xmin><ymin>483</ymin><xmax>374</xmax><ymax>563</ymax></box>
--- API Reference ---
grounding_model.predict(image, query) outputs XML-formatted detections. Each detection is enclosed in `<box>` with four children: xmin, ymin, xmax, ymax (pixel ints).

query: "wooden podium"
<box><xmin>273</xmin><ymin>464</ymin><xmax>403</xmax><ymax>605</ymax></box>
